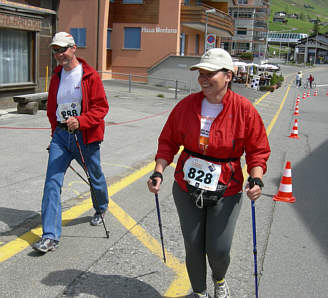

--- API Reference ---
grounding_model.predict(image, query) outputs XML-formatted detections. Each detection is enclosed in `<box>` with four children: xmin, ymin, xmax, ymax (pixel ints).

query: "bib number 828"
<box><xmin>188</xmin><ymin>167</ymin><xmax>212</xmax><ymax>184</ymax></box>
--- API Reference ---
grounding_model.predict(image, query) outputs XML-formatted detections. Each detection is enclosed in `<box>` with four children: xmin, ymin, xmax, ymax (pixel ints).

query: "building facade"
<box><xmin>294</xmin><ymin>33</ymin><xmax>328</xmax><ymax>64</ymax></box>
<box><xmin>56</xmin><ymin>0</ymin><xmax>234</xmax><ymax>80</ymax></box>
<box><xmin>0</xmin><ymin>0</ymin><xmax>59</xmax><ymax>100</ymax></box>
<box><xmin>223</xmin><ymin>0</ymin><xmax>269</xmax><ymax>58</ymax></box>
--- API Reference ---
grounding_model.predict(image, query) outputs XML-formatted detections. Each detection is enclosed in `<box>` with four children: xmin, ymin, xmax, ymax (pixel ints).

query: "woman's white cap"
<box><xmin>190</xmin><ymin>48</ymin><xmax>235</xmax><ymax>73</ymax></box>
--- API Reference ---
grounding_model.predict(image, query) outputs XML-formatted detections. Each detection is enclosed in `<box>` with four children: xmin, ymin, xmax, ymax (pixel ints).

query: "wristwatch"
<box><xmin>248</xmin><ymin>176</ymin><xmax>264</xmax><ymax>189</ymax></box>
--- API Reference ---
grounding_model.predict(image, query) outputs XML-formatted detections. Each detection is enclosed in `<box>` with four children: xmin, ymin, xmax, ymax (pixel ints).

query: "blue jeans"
<box><xmin>41</xmin><ymin>127</ymin><xmax>108</xmax><ymax>240</ymax></box>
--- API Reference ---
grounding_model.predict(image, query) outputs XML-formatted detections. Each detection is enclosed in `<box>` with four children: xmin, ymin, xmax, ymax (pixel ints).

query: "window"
<box><xmin>195</xmin><ymin>34</ymin><xmax>200</xmax><ymax>55</ymax></box>
<box><xmin>184</xmin><ymin>0</ymin><xmax>190</xmax><ymax>5</ymax></box>
<box><xmin>238</xmin><ymin>0</ymin><xmax>248</xmax><ymax>4</ymax></box>
<box><xmin>107</xmin><ymin>29</ymin><xmax>112</xmax><ymax>49</ymax></box>
<box><xmin>122</xmin><ymin>0</ymin><xmax>143</xmax><ymax>3</ymax></box>
<box><xmin>70</xmin><ymin>28</ymin><xmax>86</xmax><ymax>47</ymax></box>
<box><xmin>124</xmin><ymin>27</ymin><xmax>141</xmax><ymax>49</ymax></box>
<box><xmin>0</xmin><ymin>29</ymin><xmax>32</xmax><ymax>85</ymax></box>
<box><xmin>237</xmin><ymin>28</ymin><xmax>247</xmax><ymax>35</ymax></box>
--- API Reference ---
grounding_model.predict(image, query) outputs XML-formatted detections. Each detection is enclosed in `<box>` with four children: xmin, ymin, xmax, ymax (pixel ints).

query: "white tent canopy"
<box><xmin>233</xmin><ymin>61</ymin><xmax>248</xmax><ymax>67</ymax></box>
<box><xmin>260</xmin><ymin>64</ymin><xmax>279</xmax><ymax>70</ymax></box>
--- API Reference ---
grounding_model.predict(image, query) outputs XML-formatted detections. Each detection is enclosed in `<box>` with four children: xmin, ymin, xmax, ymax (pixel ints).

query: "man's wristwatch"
<box><xmin>248</xmin><ymin>176</ymin><xmax>264</xmax><ymax>189</ymax></box>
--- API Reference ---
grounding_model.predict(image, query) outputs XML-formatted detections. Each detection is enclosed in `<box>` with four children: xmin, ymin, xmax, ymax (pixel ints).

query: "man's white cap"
<box><xmin>49</xmin><ymin>32</ymin><xmax>75</xmax><ymax>47</ymax></box>
<box><xmin>190</xmin><ymin>48</ymin><xmax>235</xmax><ymax>73</ymax></box>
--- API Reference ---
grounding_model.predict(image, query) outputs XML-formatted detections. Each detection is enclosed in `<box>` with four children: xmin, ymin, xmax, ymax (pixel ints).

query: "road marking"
<box><xmin>254</xmin><ymin>92</ymin><xmax>270</xmax><ymax>105</ymax></box>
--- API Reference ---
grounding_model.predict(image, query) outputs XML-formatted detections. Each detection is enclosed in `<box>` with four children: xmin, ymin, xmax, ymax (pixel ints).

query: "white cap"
<box><xmin>190</xmin><ymin>48</ymin><xmax>235</xmax><ymax>73</ymax></box>
<box><xmin>49</xmin><ymin>32</ymin><xmax>75</xmax><ymax>47</ymax></box>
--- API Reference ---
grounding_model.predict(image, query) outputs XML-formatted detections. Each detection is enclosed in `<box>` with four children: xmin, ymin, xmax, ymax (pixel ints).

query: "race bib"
<box><xmin>57</xmin><ymin>102</ymin><xmax>81</xmax><ymax>122</ymax></box>
<box><xmin>183</xmin><ymin>157</ymin><xmax>221</xmax><ymax>191</ymax></box>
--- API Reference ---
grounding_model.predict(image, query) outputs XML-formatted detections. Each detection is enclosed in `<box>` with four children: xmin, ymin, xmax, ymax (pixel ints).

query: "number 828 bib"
<box><xmin>183</xmin><ymin>157</ymin><xmax>222</xmax><ymax>192</ymax></box>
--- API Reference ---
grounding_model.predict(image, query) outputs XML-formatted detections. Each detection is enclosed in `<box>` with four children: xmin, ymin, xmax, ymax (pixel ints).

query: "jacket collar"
<box><xmin>53</xmin><ymin>57</ymin><xmax>93</xmax><ymax>78</ymax></box>
<box><xmin>195</xmin><ymin>88</ymin><xmax>232</xmax><ymax>106</ymax></box>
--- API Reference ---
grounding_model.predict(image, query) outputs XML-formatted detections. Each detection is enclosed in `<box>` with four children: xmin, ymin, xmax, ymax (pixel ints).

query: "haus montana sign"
<box><xmin>142</xmin><ymin>27</ymin><xmax>177</xmax><ymax>34</ymax></box>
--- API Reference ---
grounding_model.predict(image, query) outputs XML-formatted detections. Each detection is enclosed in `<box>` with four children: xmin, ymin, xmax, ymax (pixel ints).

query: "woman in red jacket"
<box><xmin>147</xmin><ymin>48</ymin><xmax>270</xmax><ymax>298</ymax></box>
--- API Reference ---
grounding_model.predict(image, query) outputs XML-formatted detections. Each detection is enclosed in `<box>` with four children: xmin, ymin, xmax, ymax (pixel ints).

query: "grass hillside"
<box><xmin>269</xmin><ymin>0</ymin><xmax>328</xmax><ymax>35</ymax></box>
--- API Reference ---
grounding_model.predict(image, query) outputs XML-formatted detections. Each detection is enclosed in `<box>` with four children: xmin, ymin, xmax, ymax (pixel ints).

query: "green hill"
<box><xmin>269</xmin><ymin>0</ymin><xmax>328</xmax><ymax>35</ymax></box>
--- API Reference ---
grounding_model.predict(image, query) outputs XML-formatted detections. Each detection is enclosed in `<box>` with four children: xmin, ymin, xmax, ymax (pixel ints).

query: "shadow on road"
<box><xmin>0</xmin><ymin>207</ymin><xmax>40</xmax><ymax>236</ymax></box>
<box><xmin>42</xmin><ymin>269</ymin><xmax>162</xmax><ymax>297</ymax></box>
<box><xmin>293</xmin><ymin>140</ymin><xmax>328</xmax><ymax>257</ymax></box>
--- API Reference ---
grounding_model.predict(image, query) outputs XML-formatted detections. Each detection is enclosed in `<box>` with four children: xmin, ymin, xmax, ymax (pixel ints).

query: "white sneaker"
<box><xmin>193</xmin><ymin>292</ymin><xmax>208</xmax><ymax>298</ymax></box>
<box><xmin>214</xmin><ymin>279</ymin><xmax>230</xmax><ymax>298</ymax></box>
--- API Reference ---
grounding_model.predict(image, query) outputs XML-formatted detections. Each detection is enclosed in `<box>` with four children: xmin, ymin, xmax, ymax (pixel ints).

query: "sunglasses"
<box><xmin>52</xmin><ymin>47</ymin><xmax>69</xmax><ymax>54</ymax></box>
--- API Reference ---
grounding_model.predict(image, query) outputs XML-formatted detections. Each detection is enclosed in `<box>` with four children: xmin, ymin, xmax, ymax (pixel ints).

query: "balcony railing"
<box><xmin>181</xmin><ymin>4</ymin><xmax>234</xmax><ymax>37</ymax></box>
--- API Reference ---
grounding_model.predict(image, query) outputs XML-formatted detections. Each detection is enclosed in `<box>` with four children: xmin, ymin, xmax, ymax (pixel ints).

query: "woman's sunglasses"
<box><xmin>52</xmin><ymin>47</ymin><xmax>69</xmax><ymax>54</ymax></box>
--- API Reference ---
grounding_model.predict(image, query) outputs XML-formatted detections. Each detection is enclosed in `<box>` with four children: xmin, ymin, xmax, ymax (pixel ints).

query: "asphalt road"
<box><xmin>0</xmin><ymin>63</ymin><xmax>327</xmax><ymax>298</ymax></box>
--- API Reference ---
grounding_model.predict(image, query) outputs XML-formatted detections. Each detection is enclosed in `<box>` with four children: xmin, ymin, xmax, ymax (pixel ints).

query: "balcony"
<box><xmin>181</xmin><ymin>5</ymin><xmax>234</xmax><ymax>38</ymax></box>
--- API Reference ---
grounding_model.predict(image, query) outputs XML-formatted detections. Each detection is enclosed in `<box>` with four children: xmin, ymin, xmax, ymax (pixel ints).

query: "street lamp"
<box><xmin>204</xmin><ymin>8</ymin><xmax>216</xmax><ymax>53</ymax></box>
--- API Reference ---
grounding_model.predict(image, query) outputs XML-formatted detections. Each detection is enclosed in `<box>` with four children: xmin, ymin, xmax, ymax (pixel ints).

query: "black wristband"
<box><xmin>150</xmin><ymin>171</ymin><xmax>163</xmax><ymax>184</ymax></box>
<box><xmin>248</xmin><ymin>176</ymin><xmax>264</xmax><ymax>189</ymax></box>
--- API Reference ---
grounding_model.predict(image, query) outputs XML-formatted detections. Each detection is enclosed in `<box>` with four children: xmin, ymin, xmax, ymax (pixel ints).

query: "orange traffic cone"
<box><xmin>273</xmin><ymin>161</ymin><xmax>296</xmax><ymax>203</ymax></box>
<box><xmin>289</xmin><ymin>119</ymin><xmax>299</xmax><ymax>139</ymax></box>
<box><xmin>314</xmin><ymin>90</ymin><xmax>318</xmax><ymax>96</ymax></box>
<box><xmin>302</xmin><ymin>93</ymin><xmax>306</xmax><ymax>99</ymax></box>
<box><xmin>294</xmin><ymin>105</ymin><xmax>299</xmax><ymax>116</ymax></box>
<box><xmin>307</xmin><ymin>91</ymin><xmax>310</xmax><ymax>97</ymax></box>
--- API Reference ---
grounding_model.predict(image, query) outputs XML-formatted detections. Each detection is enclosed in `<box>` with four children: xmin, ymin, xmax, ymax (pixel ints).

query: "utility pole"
<box><xmin>204</xmin><ymin>8</ymin><xmax>216</xmax><ymax>53</ymax></box>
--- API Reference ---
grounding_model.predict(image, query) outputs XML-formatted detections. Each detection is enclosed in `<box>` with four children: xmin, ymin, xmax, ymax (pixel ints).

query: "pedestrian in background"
<box><xmin>296</xmin><ymin>71</ymin><xmax>302</xmax><ymax>87</ymax></box>
<box><xmin>308</xmin><ymin>73</ymin><xmax>314</xmax><ymax>88</ymax></box>
<box><xmin>33</xmin><ymin>32</ymin><xmax>109</xmax><ymax>253</ymax></box>
<box><xmin>147</xmin><ymin>48</ymin><xmax>270</xmax><ymax>298</ymax></box>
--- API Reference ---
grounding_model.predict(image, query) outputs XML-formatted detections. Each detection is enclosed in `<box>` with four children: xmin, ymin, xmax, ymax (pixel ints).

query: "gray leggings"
<box><xmin>172</xmin><ymin>182</ymin><xmax>242</xmax><ymax>293</ymax></box>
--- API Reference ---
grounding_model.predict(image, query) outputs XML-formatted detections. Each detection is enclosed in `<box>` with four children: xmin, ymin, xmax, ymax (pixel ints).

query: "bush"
<box><xmin>260</xmin><ymin>85</ymin><xmax>275</xmax><ymax>92</ymax></box>
<box><xmin>270</xmin><ymin>73</ymin><xmax>278</xmax><ymax>86</ymax></box>
<box><xmin>239</xmin><ymin>52</ymin><xmax>253</xmax><ymax>61</ymax></box>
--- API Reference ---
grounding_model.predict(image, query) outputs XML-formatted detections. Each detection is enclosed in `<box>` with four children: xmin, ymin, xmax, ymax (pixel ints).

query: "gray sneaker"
<box><xmin>90</xmin><ymin>212</ymin><xmax>105</xmax><ymax>226</ymax></box>
<box><xmin>214</xmin><ymin>279</ymin><xmax>230</xmax><ymax>298</ymax></box>
<box><xmin>33</xmin><ymin>238</ymin><xmax>59</xmax><ymax>253</ymax></box>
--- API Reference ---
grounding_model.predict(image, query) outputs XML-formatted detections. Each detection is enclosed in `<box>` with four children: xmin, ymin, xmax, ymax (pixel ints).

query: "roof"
<box><xmin>0</xmin><ymin>0</ymin><xmax>56</xmax><ymax>15</ymax></box>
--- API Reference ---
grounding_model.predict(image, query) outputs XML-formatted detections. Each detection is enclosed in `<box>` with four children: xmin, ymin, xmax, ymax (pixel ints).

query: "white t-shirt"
<box><xmin>199</xmin><ymin>98</ymin><xmax>223</xmax><ymax>152</ymax></box>
<box><xmin>56</xmin><ymin>64</ymin><xmax>83</xmax><ymax>122</ymax></box>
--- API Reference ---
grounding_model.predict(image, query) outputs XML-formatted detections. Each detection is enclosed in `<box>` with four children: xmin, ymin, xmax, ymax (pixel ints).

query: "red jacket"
<box><xmin>47</xmin><ymin>58</ymin><xmax>109</xmax><ymax>144</ymax></box>
<box><xmin>155</xmin><ymin>89</ymin><xmax>270</xmax><ymax>196</ymax></box>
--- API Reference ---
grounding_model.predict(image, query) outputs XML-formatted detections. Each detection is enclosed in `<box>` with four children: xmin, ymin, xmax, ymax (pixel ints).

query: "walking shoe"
<box><xmin>214</xmin><ymin>279</ymin><xmax>230</xmax><ymax>298</ymax></box>
<box><xmin>193</xmin><ymin>292</ymin><xmax>208</xmax><ymax>298</ymax></box>
<box><xmin>33</xmin><ymin>238</ymin><xmax>59</xmax><ymax>253</ymax></box>
<box><xmin>90</xmin><ymin>212</ymin><xmax>105</xmax><ymax>226</ymax></box>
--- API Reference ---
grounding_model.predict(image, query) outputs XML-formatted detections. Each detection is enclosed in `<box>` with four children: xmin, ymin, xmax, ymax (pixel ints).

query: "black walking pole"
<box><xmin>73</xmin><ymin>132</ymin><xmax>110</xmax><ymax>239</ymax></box>
<box><xmin>251</xmin><ymin>200</ymin><xmax>259</xmax><ymax>298</ymax></box>
<box><xmin>69</xmin><ymin>164</ymin><xmax>89</xmax><ymax>185</ymax></box>
<box><xmin>151</xmin><ymin>179</ymin><xmax>166</xmax><ymax>263</ymax></box>
<box><xmin>249</xmin><ymin>179</ymin><xmax>259</xmax><ymax>298</ymax></box>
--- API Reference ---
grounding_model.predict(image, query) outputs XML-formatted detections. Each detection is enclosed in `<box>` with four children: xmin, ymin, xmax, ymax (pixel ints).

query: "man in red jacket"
<box><xmin>33</xmin><ymin>32</ymin><xmax>109</xmax><ymax>253</ymax></box>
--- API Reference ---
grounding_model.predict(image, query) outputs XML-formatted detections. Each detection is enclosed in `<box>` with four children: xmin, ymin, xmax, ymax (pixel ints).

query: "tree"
<box><xmin>312</xmin><ymin>18</ymin><xmax>320</xmax><ymax>35</ymax></box>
